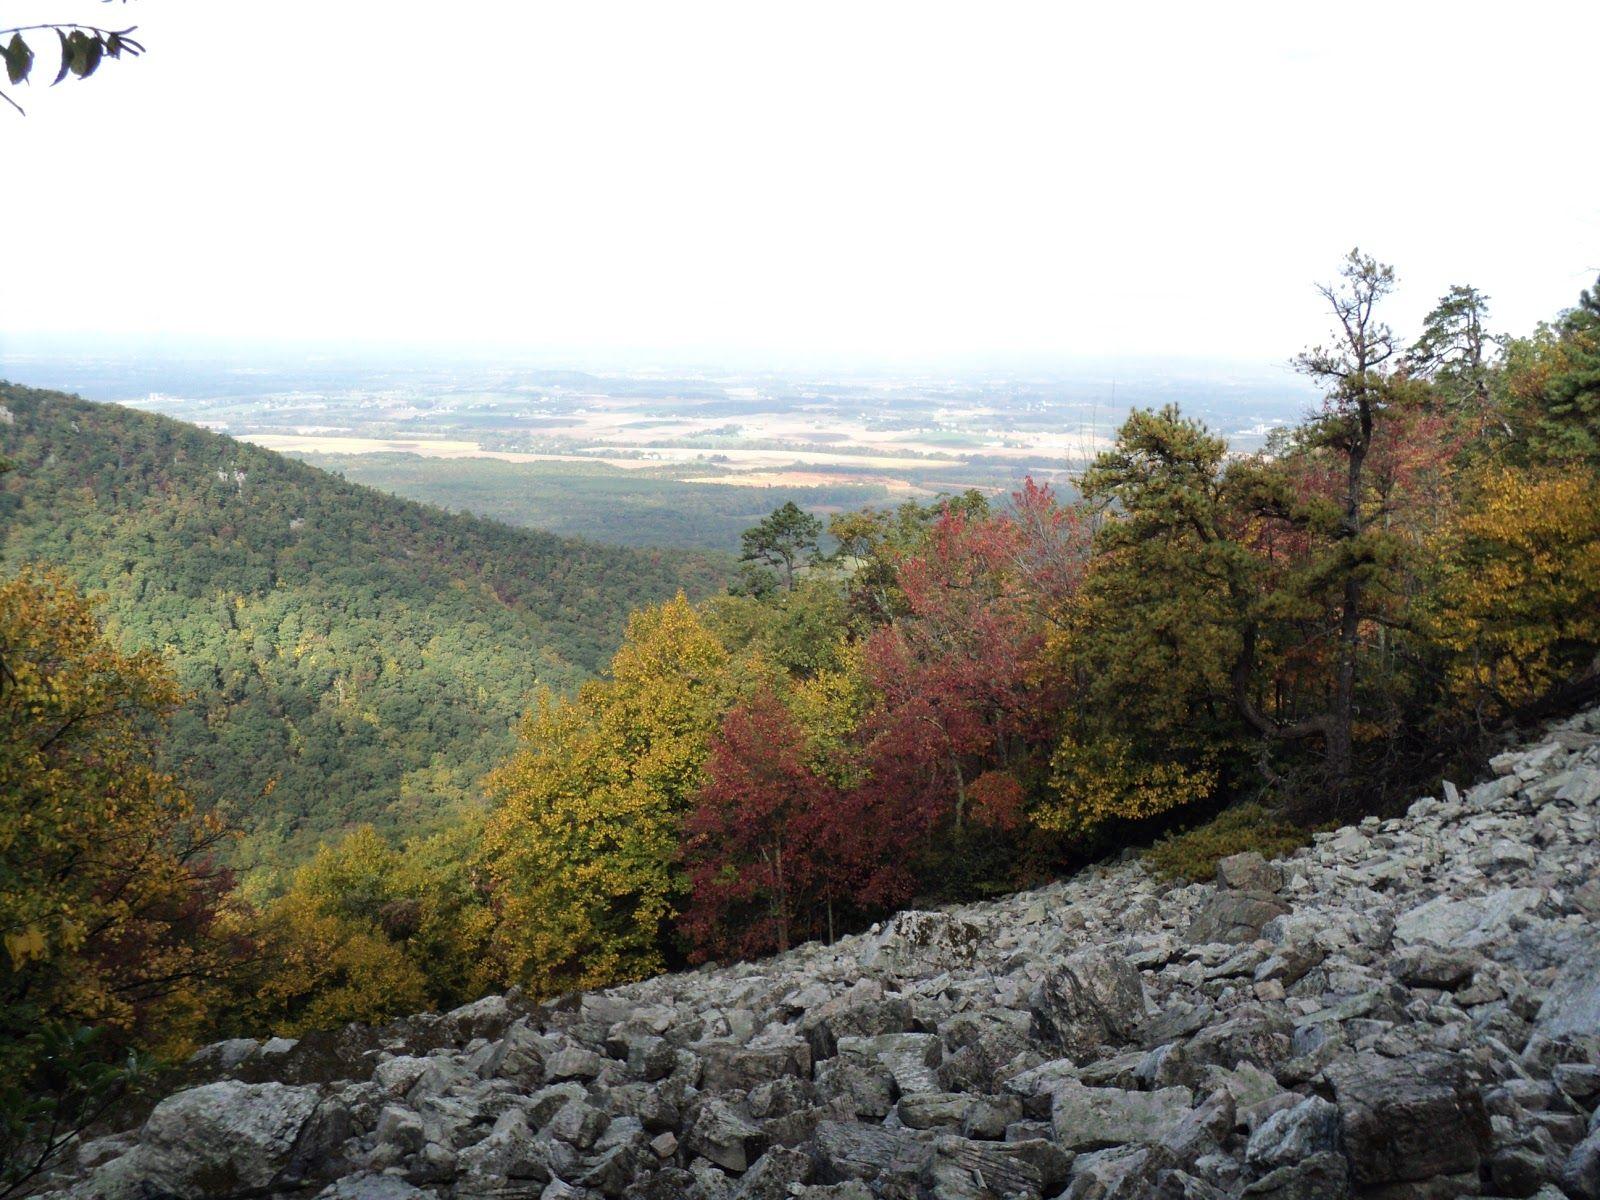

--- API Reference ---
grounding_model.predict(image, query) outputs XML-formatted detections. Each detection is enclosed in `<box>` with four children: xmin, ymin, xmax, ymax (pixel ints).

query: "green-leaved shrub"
<box><xmin>1144</xmin><ymin>803</ymin><xmax>1309</xmax><ymax>882</ymax></box>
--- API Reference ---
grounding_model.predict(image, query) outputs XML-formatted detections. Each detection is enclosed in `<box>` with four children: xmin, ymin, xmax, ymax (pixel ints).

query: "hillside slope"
<box><xmin>0</xmin><ymin>383</ymin><xmax>731</xmax><ymax>869</ymax></box>
<box><xmin>54</xmin><ymin>705</ymin><xmax>1600</xmax><ymax>1199</ymax></box>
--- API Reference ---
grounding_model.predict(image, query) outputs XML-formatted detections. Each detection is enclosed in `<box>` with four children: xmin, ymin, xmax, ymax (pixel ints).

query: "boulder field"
<box><xmin>48</xmin><ymin>706</ymin><xmax>1600</xmax><ymax>1200</ymax></box>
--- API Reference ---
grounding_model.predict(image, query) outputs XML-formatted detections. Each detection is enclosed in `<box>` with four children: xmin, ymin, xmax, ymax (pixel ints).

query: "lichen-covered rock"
<box><xmin>685</xmin><ymin>1097</ymin><xmax>767</xmax><ymax>1173</ymax></box>
<box><xmin>1050</xmin><ymin>1081</ymin><xmax>1194</xmax><ymax>1151</ymax></box>
<box><xmin>77</xmin><ymin>1081</ymin><xmax>325</xmax><ymax>1199</ymax></box>
<box><xmin>1243</xmin><ymin>1096</ymin><xmax>1341</xmax><ymax>1169</ymax></box>
<box><xmin>861</xmin><ymin>910</ymin><xmax>986</xmax><ymax>978</ymax></box>
<box><xmin>1185</xmin><ymin>891</ymin><xmax>1291</xmax><ymax>945</ymax></box>
<box><xmin>1029</xmin><ymin>946</ymin><xmax>1147</xmax><ymax>1057</ymax></box>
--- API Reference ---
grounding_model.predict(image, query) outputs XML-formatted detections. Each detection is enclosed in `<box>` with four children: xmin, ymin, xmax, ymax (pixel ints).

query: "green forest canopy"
<box><xmin>0</xmin><ymin>383</ymin><xmax>732</xmax><ymax>878</ymax></box>
<box><xmin>293</xmin><ymin>451</ymin><xmax>891</xmax><ymax>553</ymax></box>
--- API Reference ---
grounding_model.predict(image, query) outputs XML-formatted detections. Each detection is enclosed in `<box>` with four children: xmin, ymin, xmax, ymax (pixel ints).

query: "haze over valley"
<box><xmin>0</xmin><ymin>342</ymin><xmax>1315</xmax><ymax>550</ymax></box>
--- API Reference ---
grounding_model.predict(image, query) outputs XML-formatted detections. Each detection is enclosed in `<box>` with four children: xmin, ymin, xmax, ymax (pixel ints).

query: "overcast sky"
<box><xmin>2</xmin><ymin>1</ymin><xmax>1596</xmax><ymax>367</ymax></box>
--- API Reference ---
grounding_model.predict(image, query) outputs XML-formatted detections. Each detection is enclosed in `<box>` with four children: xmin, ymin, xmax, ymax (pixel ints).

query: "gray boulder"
<box><xmin>1215</xmin><ymin>853</ymin><xmax>1283</xmax><ymax>894</ymax></box>
<box><xmin>686</xmin><ymin>1097</ymin><xmax>768</xmax><ymax>1173</ymax></box>
<box><xmin>1323</xmin><ymin>1051</ymin><xmax>1490</xmax><ymax>1187</ymax></box>
<box><xmin>1393</xmin><ymin>887</ymin><xmax>1544</xmax><ymax>948</ymax></box>
<box><xmin>1239</xmin><ymin>1152</ymin><xmax>1349</xmax><ymax>1200</ymax></box>
<box><xmin>1533</xmin><ymin>941</ymin><xmax>1600</xmax><ymax>1045</ymax></box>
<box><xmin>1184</xmin><ymin>892</ymin><xmax>1290</xmax><ymax>946</ymax></box>
<box><xmin>1564</xmin><ymin>1129</ymin><xmax>1600</xmax><ymax>1200</ymax></box>
<box><xmin>1050</xmin><ymin>1081</ymin><xmax>1193</xmax><ymax>1151</ymax></box>
<box><xmin>1029</xmin><ymin>946</ymin><xmax>1147</xmax><ymax>1057</ymax></box>
<box><xmin>1243</xmin><ymin>1096</ymin><xmax>1340</xmax><ymax>1169</ymax></box>
<box><xmin>811</xmin><ymin>1120</ymin><xmax>928</xmax><ymax>1188</ymax></box>
<box><xmin>861</xmin><ymin>910</ymin><xmax>985</xmax><ymax>977</ymax></box>
<box><xmin>96</xmin><ymin>1080</ymin><xmax>327</xmax><ymax>1199</ymax></box>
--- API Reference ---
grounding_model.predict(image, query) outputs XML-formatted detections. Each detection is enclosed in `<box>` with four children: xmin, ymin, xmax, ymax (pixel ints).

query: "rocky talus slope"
<box><xmin>50</xmin><ymin>708</ymin><xmax>1600</xmax><ymax>1200</ymax></box>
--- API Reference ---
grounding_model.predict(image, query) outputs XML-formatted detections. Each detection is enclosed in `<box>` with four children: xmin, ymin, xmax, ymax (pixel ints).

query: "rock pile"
<box><xmin>49</xmin><ymin>707</ymin><xmax>1600</xmax><ymax>1200</ymax></box>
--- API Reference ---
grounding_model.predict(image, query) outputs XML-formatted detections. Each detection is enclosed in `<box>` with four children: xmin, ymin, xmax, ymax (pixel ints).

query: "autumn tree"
<box><xmin>703</xmin><ymin>577</ymin><xmax>852</xmax><ymax>681</ymax></box>
<box><xmin>1534</xmin><ymin>272</ymin><xmax>1600</xmax><ymax>463</ymax></box>
<box><xmin>246</xmin><ymin>820</ymin><xmax>492</xmax><ymax>1035</ymax></box>
<box><xmin>480</xmin><ymin>595</ymin><xmax>737</xmax><ymax>994</ymax></box>
<box><xmin>0</xmin><ymin>569</ymin><xmax>242</xmax><ymax>1190</ymax></box>
<box><xmin>829</xmin><ymin>491</ymin><xmax>991</xmax><ymax>627</ymax></box>
<box><xmin>680</xmin><ymin>689</ymin><xmax>839</xmax><ymax>959</ymax></box>
<box><xmin>0</xmin><ymin>569</ymin><xmax>241</xmax><ymax>1046</ymax></box>
<box><xmin>1408</xmin><ymin>284</ymin><xmax>1500</xmax><ymax>438</ymax></box>
<box><xmin>1428</xmin><ymin>466</ymin><xmax>1600</xmax><ymax>719</ymax></box>
<box><xmin>860</xmin><ymin>488</ymin><xmax>1078</xmax><ymax>835</ymax></box>
<box><xmin>1042</xmin><ymin>406</ymin><xmax>1249</xmax><ymax>834</ymax></box>
<box><xmin>1278</xmin><ymin>249</ymin><xmax>1406</xmax><ymax>798</ymax></box>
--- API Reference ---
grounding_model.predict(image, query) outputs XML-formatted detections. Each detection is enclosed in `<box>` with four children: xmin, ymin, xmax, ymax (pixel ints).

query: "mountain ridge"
<box><xmin>0</xmin><ymin>382</ymin><xmax>732</xmax><ymax>871</ymax></box>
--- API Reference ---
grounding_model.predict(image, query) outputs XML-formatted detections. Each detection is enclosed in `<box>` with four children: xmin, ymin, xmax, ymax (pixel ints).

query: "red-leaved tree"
<box><xmin>858</xmin><ymin>483</ymin><xmax>1085</xmax><ymax>831</ymax></box>
<box><xmin>679</xmin><ymin>689</ymin><xmax>921</xmax><ymax>961</ymax></box>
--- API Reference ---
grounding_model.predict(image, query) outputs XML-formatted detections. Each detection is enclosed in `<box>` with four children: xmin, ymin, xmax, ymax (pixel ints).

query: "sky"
<box><xmin>2</xmin><ymin>0</ymin><xmax>1597</xmax><ymax>367</ymax></box>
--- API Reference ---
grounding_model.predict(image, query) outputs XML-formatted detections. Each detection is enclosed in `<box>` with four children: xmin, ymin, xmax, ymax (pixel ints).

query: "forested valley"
<box><xmin>4</xmin><ymin>253</ymin><xmax>1600</xmax><ymax>1187</ymax></box>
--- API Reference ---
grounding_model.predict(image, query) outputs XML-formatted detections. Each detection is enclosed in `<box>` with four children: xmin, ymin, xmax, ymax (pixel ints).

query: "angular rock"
<box><xmin>1244</xmin><ymin>1096</ymin><xmax>1341</xmax><ymax>1169</ymax></box>
<box><xmin>735</xmin><ymin>1145</ymin><xmax>813</xmax><ymax>1199</ymax></box>
<box><xmin>895</xmin><ymin>1092</ymin><xmax>969</xmax><ymax>1129</ymax></box>
<box><xmin>862</xmin><ymin>910</ymin><xmax>985</xmax><ymax>978</ymax></box>
<box><xmin>1215</xmin><ymin>852</ymin><xmax>1284</xmax><ymax>894</ymax></box>
<box><xmin>1393</xmin><ymin>887</ymin><xmax>1544</xmax><ymax>948</ymax></box>
<box><xmin>1389</xmin><ymin>945</ymin><xmax>1481</xmax><ymax>990</ymax></box>
<box><xmin>836</xmin><ymin>1032</ymin><xmax>943</xmax><ymax>1096</ymax></box>
<box><xmin>1050</xmin><ymin>1081</ymin><xmax>1194</xmax><ymax>1151</ymax></box>
<box><xmin>115</xmin><ymin>1081</ymin><xmax>324</xmax><ymax>1198</ymax></box>
<box><xmin>1564</xmin><ymin>1129</ymin><xmax>1600</xmax><ymax>1200</ymax></box>
<box><xmin>1029</xmin><ymin>946</ymin><xmax>1147</xmax><ymax>1058</ymax></box>
<box><xmin>1061</xmin><ymin>1144</ymin><xmax>1163</xmax><ymax>1199</ymax></box>
<box><xmin>814</xmin><ymin>1058</ymin><xmax>896</xmax><ymax>1119</ymax></box>
<box><xmin>1323</xmin><ymin>1050</ymin><xmax>1490</xmax><ymax>1187</ymax></box>
<box><xmin>687</xmin><ymin>1097</ymin><xmax>768</xmax><ymax>1173</ymax></box>
<box><xmin>1184</xmin><ymin>891</ymin><xmax>1291</xmax><ymax>946</ymax></box>
<box><xmin>811</xmin><ymin>1120</ymin><xmax>929</xmax><ymax>1188</ymax></box>
<box><xmin>1240</xmin><ymin>1151</ymin><xmax>1349</xmax><ymax>1200</ymax></box>
<box><xmin>922</xmin><ymin>1135</ymin><xmax>1043</xmax><ymax>1200</ymax></box>
<box><xmin>1532</xmin><ymin>941</ymin><xmax>1600</xmax><ymax>1045</ymax></box>
<box><xmin>800</xmin><ymin>985</ymin><xmax>913</xmax><ymax>1059</ymax></box>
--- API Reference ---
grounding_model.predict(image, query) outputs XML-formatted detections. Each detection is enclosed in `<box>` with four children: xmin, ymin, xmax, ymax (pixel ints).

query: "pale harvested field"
<box><xmin>243</xmin><ymin>433</ymin><xmax>959</xmax><ymax>473</ymax></box>
<box><xmin>680</xmin><ymin>471</ymin><xmax>943</xmax><ymax>494</ymax></box>
<box><xmin>246</xmin><ymin>434</ymin><xmax>669</xmax><ymax>470</ymax></box>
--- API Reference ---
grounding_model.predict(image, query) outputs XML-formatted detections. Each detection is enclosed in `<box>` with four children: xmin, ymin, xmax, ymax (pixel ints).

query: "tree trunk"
<box><xmin>774</xmin><ymin>841</ymin><xmax>788</xmax><ymax>954</ymax></box>
<box><xmin>1329</xmin><ymin>391</ymin><xmax>1373</xmax><ymax>804</ymax></box>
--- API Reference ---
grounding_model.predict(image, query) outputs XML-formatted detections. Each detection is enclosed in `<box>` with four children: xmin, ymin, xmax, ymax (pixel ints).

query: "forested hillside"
<box><xmin>0</xmin><ymin>384</ymin><xmax>731</xmax><ymax>872</ymax></box>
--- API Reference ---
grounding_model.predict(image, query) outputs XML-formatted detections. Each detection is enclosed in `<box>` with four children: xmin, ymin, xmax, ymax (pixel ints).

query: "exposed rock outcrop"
<box><xmin>46</xmin><ymin>706</ymin><xmax>1600</xmax><ymax>1199</ymax></box>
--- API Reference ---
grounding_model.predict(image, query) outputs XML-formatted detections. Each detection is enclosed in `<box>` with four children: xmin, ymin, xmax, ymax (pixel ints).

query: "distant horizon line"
<box><xmin>0</xmin><ymin>330</ymin><xmax>1319</xmax><ymax>384</ymax></box>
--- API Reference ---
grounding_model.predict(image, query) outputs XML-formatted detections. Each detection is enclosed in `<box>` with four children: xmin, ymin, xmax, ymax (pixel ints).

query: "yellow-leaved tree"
<box><xmin>247</xmin><ymin>818</ymin><xmax>493</xmax><ymax>1035</ymax></box>
<box><xmin>480</xmin><ymin>595</ymin><xmax>737</xmax><ymax>994</ymax></box>
<box><xmin>0</xmin><ymin>568</ymin><xmax>242</xmax><ymax>1057</ymax></box>
<box><xmin>1430</xmin><ymin>465</ymin><xmax>1600</xmax><ymax>714</ymax></box>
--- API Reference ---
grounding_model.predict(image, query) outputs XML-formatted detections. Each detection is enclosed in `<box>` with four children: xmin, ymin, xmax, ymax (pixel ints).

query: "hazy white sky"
<box><xmin>2</xmin><ymin>0</ymin><xmax>1596</xmax><ymax>365</ymax></box>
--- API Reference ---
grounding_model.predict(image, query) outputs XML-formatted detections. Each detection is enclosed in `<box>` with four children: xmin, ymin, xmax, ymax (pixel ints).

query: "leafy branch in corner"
<box><xmin>1</xmin><ymin>3</ymin><xmax>144</xmax><ymax>115</ymax></box>
<box><xmin>0</xmin><ymin>1023</ymin><xmax>152</xmax><ymax>1199</ymax></box>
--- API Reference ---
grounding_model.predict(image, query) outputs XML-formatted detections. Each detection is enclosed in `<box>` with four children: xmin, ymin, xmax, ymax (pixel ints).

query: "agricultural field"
<box><xmin>2</xmin><ymin>348</ymin><xmax>1315</xmax><ymax>550</ymax></box>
